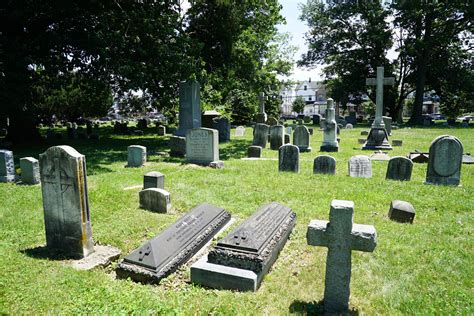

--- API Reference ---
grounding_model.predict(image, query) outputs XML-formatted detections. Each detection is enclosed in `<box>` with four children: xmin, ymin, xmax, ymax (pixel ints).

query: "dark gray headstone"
<box><xmin>284</xmin><ymin>133</ymin><xmax>290</xmax><ymax>144</ymax></box>
<box><xmin>169</xmin><ymin>136</ymin><xmax>186</xmax><ymax>157</ymax></box>
<box><xmin>388</xmin><ymin>200</ymin><xmax>415</xmax><ymax>223</ymax></box>
<box><xmin>313</xmin><ymin>155</ymin><xmax>336</xmax><ymax>175</ymax></box>
<box><xmin>212</xmin><ymin>117</ymin><xmax>230</xmax><ymax>143</ymax></box>
<box><xmin>0</xmin><ymin>150</ymin><xmax>15</xmax><ymax>182</ymax></box>
<box><xmin>144</xmin><ymin>171</ymin><xmax>164</xmax><ymax>189</ymax></box>
<box><xmin>157</xmin><ymin>125</ymin><xmax>166</xmax><ymax>136</ymax></box>
<box><xmin>266</xmin><ymin>117</ymin><xmax>278</xmax><ymax>126</ymax></box>
<box><xmin>252</xmin><ymin>124</ymin><xmax>269</xmax><ymax>148</ymax></box>
<box><xmin>386</xmin><ymin>157</ymin><xmax>413</xmax><ymax>181</ymax></box>
<box><xmin>248</xmin><ymin>146</ymin><xmax>262</xmax><ymax>158</ymax></box>
<box><xmin>425</xmin><ymin>135</ymin><xmax>463</xmax><ymax>186</ymax></box>
<box><xmin>269</xmin><ymin>125</ymin><xmax>284</xmax><ymax>150</ymax></box>
<box><xmin>312</xmin><ymin>114</ymin><xmax>321</xmax><ymax>125</ymax></box>
<box><xmin>293</xmin><ymin>125</ymin><xmax>311</xmax><ymax>152</ymax></box>
<box><xmin>279</xmin><ymin>144</ymin><xmax>299</xmax><ymax>173</ymax></box>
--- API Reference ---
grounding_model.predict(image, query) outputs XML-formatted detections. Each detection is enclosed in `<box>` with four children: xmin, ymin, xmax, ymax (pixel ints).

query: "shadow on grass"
<box><xmin>289</xmin><ymin>300</ymin><xmax>359</xmax><ymax>315</ymax></box>
<box><xmin>21</xmin><ymin>245</ymin><xmax>79</xmax><ymax>261</ymax></box>
<box><xmin>220</xmin><ymin>139</ymin><xmax>252</xmax><ymax>160</ymax></box>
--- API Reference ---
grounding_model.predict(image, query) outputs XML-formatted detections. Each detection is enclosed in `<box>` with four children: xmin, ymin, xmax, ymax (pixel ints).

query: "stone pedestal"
<box><xmin>143</xmin><ymin>171</ymin><xmax>164</xmax><ymax>189</ymax></box>
<box><xmin>321</xmin><ymin>98</ymin><xmax>339</xmax><ymax>152</ymax></box>
<box><xmin>362</xmin><ymin>127</ymin><xmax>392</xmax><ymax>150</ymax></box>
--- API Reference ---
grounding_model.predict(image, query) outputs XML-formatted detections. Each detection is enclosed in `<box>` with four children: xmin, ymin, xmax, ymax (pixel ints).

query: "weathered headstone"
<box><xmin>127</xmin><ymin>145</ymin><xmax>146</xmax><ymax>167</ymax></box>
<box><xmin>191</xmin><ymin>202</ymin><xmax>296</xmax><ymax>291</ymax></box>
<box><xmin>425</xmin><ymin>135</ymin><xmax>463</xmax><ymax>186</ymax></box>
<box><xmin>284</xmin><ymin>133</ymin><xmax>290</xmax><ymax>144</ymax></box>
<box><xmin>255</xmin><ymin>92</ymin><xmax>268</xmax><ymax>124</ymax></box>
<box><xmin>361</xmin><ymin>131</ymin><xmax>369</xmax><ymax>136</ymax></box>
<box><xmin>293</xmin><ymin>125</ymin><xmax>312</xmax><ymax>152</ymax></box>
<box><xmin>247</xmin><ymin>146</ymin><xmax>262</xmax><ymax>158</ymax></box>
<box><xmin>235</xmin><ymin>126</ymin><xmax>245</xmax><ymax>137</ymax></box>
<box><xmin>252</xmin><ymin>124</ymin><xmax>269</xmax><ymax>149</ymax></box>
<box><xmin>307</xmin><ymin>200</ymin><xmax>377</xmax><ymax>313</ymax></box>
<box><xmin>285</xmin><ymin>126</ymin><xmax>292</xmax><ymax>135</ymax></box>
<box><xmin>202</xmin><ymin>110</ymin><xmax>221</xmax><ymax>128</ymax></box>
<box><xmin>345</xmin><ymin>123</ymin><xmax>353</xmax><ymax>129</ymax></box>
<box><xmin>369</xmin><ymin>151</ymin><xmax>390</xmax><ymax>161</ymax></box>
<box><xmin>0</xmin><ymin>150</ymin><xmax>15</xmax><ymax>182</ymax></box>
<box><xmin>320</xmin><ymin>98</ymin><xmax>339</xmax><ymax>152</ymax></box>
<box><xmin>312</xmin><ymin>114</ymin><xmax>321</xmax><ymax>125</ymax></box>
<box><xmin>279</xmin><ymin>144</ymin><xmax>299</xmax><ymax>173</ymax></box>
<box><xmin>169</xmin><ymin>136</ymin><xmax>186</xmax><ymax>157</ymax></box>
<box><xmin>176</xmin><ymin>80</ymin><xmax>201</xmax><ymax>136</ymax></box>
<box><xmin>143</xmin><ymin>171</ymin><xmax>164</xmax><ymax>189</ymax></box>
<box><xmin>117</xmin><ymin>203</ymin><xmax>231</xmax><ymax>284</ymax></box>
<box><xmin>388</xmin><ymin>200</ymin><xmax>415</xmax><ymax>224</ymax></box>
<box><xmin>139</xmin><ymin>188</ymin><xmax>170</xmax><ymax>213</ymax></box>
<box><xmin>392</xmin><ymin>139</ymin><xmax>403</xmax><ymax>146</ymax></box>
<box><xmin>313</xmin><ymin>155</ymin><xmax>336</xmax><ymax>175</ymax></box>
<box><xmin>269</xmin><ymin>125</ymin><xmax>284</xmax><ymax>150</ymax></box>
<box><xmin>157</xmin><ymin>125</ymin><xmax>166</xmax><ymax>136</ymax></box>
<box><xmin>386</xmin><ymin>157</ymin><xmax>413</xmax><ymax>181</ymax></box>
<box><xmin>39</xmin><ymin>146</ymin><xmax>94</xmax><ymax>258</ymax></box>
<box><xmin>348</xmin><ymin>155</ymin><xmax>372</xmax><ymax>178</ymax></box>
<box><xmin>213</xmin><ymin>117</ymin><xmax>231</xmax><ymax>143</ymax></box>
<box><xmin>382</xmin><ymin>116</ymin><xmax>392</xmax><ymax>135</ymax></box>
<box><xmin>186</xmin><ymin>128</ymin><xmax>221</xmax><ymax>167</ymax></box>
<box><xmin>20</xmin><ymin>157</ymin><xmax>40</xmax><ymax>184</ymax></box>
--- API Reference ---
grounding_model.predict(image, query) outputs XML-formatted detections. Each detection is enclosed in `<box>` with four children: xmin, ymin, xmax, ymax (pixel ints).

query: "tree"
<box><xmin>292</xmin><ymin>96</ymin><xmax>306</xmax><ymax>114</ymax></box>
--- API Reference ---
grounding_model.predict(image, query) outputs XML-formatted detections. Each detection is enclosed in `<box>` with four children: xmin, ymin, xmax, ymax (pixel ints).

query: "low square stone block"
<box><xmin>388</xmin><ymin>200</ymin><xmax>415</xmax><ymax>223</ymax></box>
<box><xmin>143</xmin><ymin>171</ymin><xmax>164</xmax><ymax>189</ymax></box>
<box><xmin>392</xmin><ymin>139</ymin><xmax>403</xmax><ymax>146</ymax></box>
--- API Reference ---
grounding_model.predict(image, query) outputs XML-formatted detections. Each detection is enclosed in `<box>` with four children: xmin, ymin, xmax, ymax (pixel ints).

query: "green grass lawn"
<box><xmin>1</xmin><ymin>124</ymin><xmax>473</xmax><ymax>314</ymax></box>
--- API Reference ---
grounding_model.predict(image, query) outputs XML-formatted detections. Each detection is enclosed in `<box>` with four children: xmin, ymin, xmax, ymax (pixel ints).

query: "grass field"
<box><xmin>0</xmin><ymin>124</ymin><xmax>473</xmax><ymax>314</ymax></box>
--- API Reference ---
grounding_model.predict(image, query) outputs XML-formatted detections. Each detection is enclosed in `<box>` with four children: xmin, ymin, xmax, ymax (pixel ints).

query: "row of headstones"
<box><xmin>0</xmin><ymin>150</ymin><xmax>40</xmax><ymax>184</ymax></box>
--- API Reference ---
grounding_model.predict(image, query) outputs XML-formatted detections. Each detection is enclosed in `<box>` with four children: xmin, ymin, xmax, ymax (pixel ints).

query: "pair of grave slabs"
<box><xmin>117</xmin><ymin>202</ymin><xmax>296</xmax><ymax>291</ymax></box>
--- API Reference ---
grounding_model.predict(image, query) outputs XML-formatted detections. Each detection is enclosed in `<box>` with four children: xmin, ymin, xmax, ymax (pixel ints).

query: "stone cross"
<box><xmin>366</xmin><ymin>66</ymin><xmax>395</xmax><ymax>128</ymax></box>
<box><xmin>307</xmin><ymin>200</ymin><xmax>377</xmax><ymax>313</ymax></box>
<box><xmin>258</xmin><ymin>92</ymin><xmax>268</xmax><ymax>113</ymax></box>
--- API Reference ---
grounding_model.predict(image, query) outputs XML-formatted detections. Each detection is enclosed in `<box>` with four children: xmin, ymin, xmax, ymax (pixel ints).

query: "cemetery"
<box><xmin>1</xmin><ymin>1</ymin><xmax>472</xmax><ymax>315</ymax></box>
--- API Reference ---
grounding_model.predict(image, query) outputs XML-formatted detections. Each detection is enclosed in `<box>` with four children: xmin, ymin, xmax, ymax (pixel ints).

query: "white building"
<box><xmin>279</xmin><ymin>79</ymin><xmax>327</xmax><ymax>116</ymax></box>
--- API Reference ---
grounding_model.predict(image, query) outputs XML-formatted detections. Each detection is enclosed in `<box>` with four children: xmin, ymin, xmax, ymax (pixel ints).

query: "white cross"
<box><xmin>366</xmin><ymin>66</ymin><xmax>395</xmax><ymax>128</ymax></box>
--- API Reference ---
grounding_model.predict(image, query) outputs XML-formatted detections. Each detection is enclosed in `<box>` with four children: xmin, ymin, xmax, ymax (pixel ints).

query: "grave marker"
<box><xmin>255</xmin><ymin>92</ymin><xmax>268</xmax><ymax>123</ymax></box>
<box><xmin>248</xmin><ymin>146</ymin><xmax>262</xmax><ymax>158</ymax></box>
<box><xmin>293</xmin><ymin>125</ymin><xmax>312</xmax><ymax>152</ymax></box>
<box><xmin>186</xmin><ymin>128</ymin><xmax>221</xmax><ymax>167</ymax></box>
<box><xmin>269</xmin><ymin>125</ymin><xmax>284</xmax><ymax>150</ymax></box>
<box><xmin>176</xmin><ymin>80</ymin><xmax>201</xmax><ymax>136</ymax></box>
<box><xmin>425</xmin><ymin>135</ymin><xmax>463</xmax><ymax>186</ymax></box>
<box><xmin>252</xmin><ymin>124</ymin><xmax>269</xmax><ymax>148</ymax></box>
<box><xmin>386</xmin><ymin>157</ymin><xmax>413</xmax><ymax>181</ymax></box>
<box><xmin>313</xmin><ymin>155</ymin><xmax>336</xmax><ymax>175</ymax></box>
<box><xmin>0</xmin><ymin>150</ymin><xmax>15</xmax><ymax>182</ymax></box>
<box><xmin>20</xmin><ymin>157</ymin><xmax>40</xmax><ymax>184</ymax></box>
<box><xmin>279</xmin><ymin>144</ymin><xmax>299</xmax><ymax>173</ymax></box>
<box><xmin>143</xmin><ymin>171</ymin><xmax>164</xmax><ymax>189</ymax></box>
<box><xmin>139</xmin><ymin>188</ymin><xmax>170</xmax><ymax>213</ymax></box>
<box><xmin>320</xmin><ymin>98</ymin><xmax>339</xmax><ymax>152</ymax></box>
<box><xmin>127</xmin><ymin>145</ymin><xmax>146</xmax><ymax>167</ymax></box>
<box><xmin>348</xmin><ymin>155</ymin><xmax>372</xmax><ymax>178</ymax></box>
<box><xmin>235</xmin><ymin>126</ymin><xmax>245</xmax><ymax>137</ymax></box>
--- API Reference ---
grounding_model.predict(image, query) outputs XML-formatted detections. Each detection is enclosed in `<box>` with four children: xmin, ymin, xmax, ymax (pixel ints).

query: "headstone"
<box><xmin>202</xmin><ymin>110</ymin><xmax>221</xmax><ymax>128</ymax></box>
<box><xmin>344</xmin><ymin>112</ymin><xmax>357</xmax><ymax>125</ymax></box>
<box><xmin>382</xmin><ymin>116</ymin><xmax>392</xmax><ymax>135</ymax></box>
<box><xmin>169</xmin><ymin>136</ymin><xmax>186</xmax><ymax>157</ymax></box>
<box><xmin>307</xmin><ymin>200</ymin><xmax>377</xmax><ymax>313</ymax></box>
<box><xmin>0</xmin><ymin>150</ymin><xmax>15</xmax><ymax>182</ymax></box>
<box><xmin>212</xmin><ymin>117</ymin><xmax>231</xmax><ymax>143</ymax></box>
<box><xmin>297</xmin><ymin>118</ymin><xmax>303</xmax><ymax>125</ymax></box>
<box><xmin>139</xmin><ymin>188</ymin><xmax>170</xmax><ymax>213</ymax></box>
<box><xmin>386</xmin><ymin>157</ymin><xmax>413</xmax><ymax>181</ymax></box>
<box><xmin>127</xmin><ymin>145</ymin><xmax>146</xmax><ymax>167</ymax></box>
<box><xmin>284</xmin><ymin>133</ymin><xmax>290</xmax><ymax>144</ymax></box>
<box><xmin>235</xmin><ymin>126</ymin><xmax>245</xmax><ymax>137</ymax></box>
<box><xmin>279</xmin><ymin>144</ymin><xmax>299</xmax><ymax>173</ymax></box>
<box><xmin>388</xmin><ymin>200</ymin><xmax>415</xmax><ymax>224</ymax></box>
<box><xmin>303</xmin><ymin>116</ymin><xmax>311</xmax><ymax>124</ymax></box>
<box><xmin>408</xmin><ymin>151</ymin><xmax>429</xmax><ymax>163</ymax></box>
<box><xmin>463</xmin><ymin>154</ymin><xmax>474</xmax><ymax>164</ymax></box>
<box><xmin>293</xmin><ymin>125</ymin><xmax>312</xmax><ymax>152</ymax></box>
<box><xmin>348</xmin><ymin>155</ymin><xmax>372</xmax><ymax>178</ymax></box>
<box><xmin>252</xmin><ymin>124</ymin><xmax>269</xmax><ymax>149</ymax></box>
<box><xmin>308</xmin><ymin>128</ymin><xmax>314</xmax><ymax>135</ymax></box>
<box><xmin>345</xmin><ymin>123</ymin><xmax>353</xmax><ymax>129</ymax></box>
<box><xmin>285</xmin><ymin>126</ymin><xmax>292</xmax><ymax>135</ymax></box>
<box><xmin>191</xmin><ymin>202</ymin><xmax>296</xmax><ymax>291</ymax></box>
<box><xmin>266</xmin><ymin>117</ymin><xmax>278</xmax><ymax>126</ymax></box>
<box><xmin>361</xmin><ymin>131</ymin><xmax>369</xmax><ymax>136</ymax></box>
<box><xmin>133</xmin><ymin>130</ymin><xmax>144</xmax><ymax>136</ymax></box>
<box><xmin>20</xmin><ymin>157</ymin><xmax>40</xmax><ymax>184</ymax></box>
<box><xmin>143</xmin><ymin>171</ymin><xmax>164</xmax><ymax>189</ymax></box>
<box><xmin>67</xmin><ymin>123</ymin><xmax>77</xmax><ymax>140</ymax></box>
<box><xmin>137</xmin><ymin>118</ymin><xmax>148</xmax><ymax>131</ymax></box>
<box><xmin>392</xmin><ymin>139</ymin><xmax>403</xmax><ymax>146</ymax></box>
<box><xmin>269</xmin><ymin>125</ymin><xmax>284</xmax><ymax>150</ymax></box>
<box><xmin>247</xmin><ymin>146</ymin><xmax>262</xmax><ymax>158</ymax></box>
<box><xmin>176</xmin><ymin>80</ymin><xmax>201</xmax><ymax>136</ymax></box>
<box><xmin>255</xmin><ymin>92</ymin><xmax>268</xmax><ymax>123</ymax></box>
<box><xmin>186</xmin><ymin>128</ymin><xmax>220</xmax><ymax>166</ymax></box>
<box><xmin>320</xmin><ymin>98</ymin><xmax>339</xmax><ymax>152</ymax></box>
<box><xmin>358</xmin><ymin>138</ymin><xmax>366</xmax><ymax>144</ymax></box>
<box><xmin>312</xmin><ymin>114</ymin><xmax>321</xmax><ymax>125</ymax></box>
<box><xmin>157</xmin><ymin>125</ymin><xmax>166</xmax><ymax>136</ymax></box>
<box><xmin>117</xmin><ymin>204</ymin><xmax>231</xmax><ymax>284</ymax></box>
<box><xmin>313</xmin><ymin>155</ymin><xmax>336</xmax><ymax>175</ymax></box>
<box><xmin>39</xmin><ymin>146</ymin><xmax>94</xmax><ymax>258</ymax></box>
<box><xmin>425</xmin><ymin>135</ymin><xmax>463</xmax><ymax>186</ymax></box>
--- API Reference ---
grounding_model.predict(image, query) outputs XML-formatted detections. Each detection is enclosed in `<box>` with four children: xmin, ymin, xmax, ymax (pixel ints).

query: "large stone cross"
<box><xmin>258</xmin><ymin>92</ymin><xmax>268</xmax><ymax>114</ymax></box>
<box><xmin>366</xmin><ymin>66</ymin><xmax>395</xmax><ymax>128</ymax></box>
<box><xmin>306</xmin><ymin>200</ymin><xmax>377</xmax><ymax>313</ymax></box>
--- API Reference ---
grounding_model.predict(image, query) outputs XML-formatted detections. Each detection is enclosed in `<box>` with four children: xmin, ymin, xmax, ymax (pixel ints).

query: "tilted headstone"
<box><xmin>176</xmin><ymin>80</ymin><xmax>201</xmax><ymax>136</ymax></box>
<box><xmin>307</xmin><ymin>200</ymin><xmax>377</xmax><ymax>313</ymax></box>
<box><xmin>388</xmin><ymin>200</ymin><xmax>415</xmax><ymax>224</ymax></box>
<box><xmin>0</xmin><ymin>150</ymin><xmax>15</xmax><ymax>182</ymax></box>
<box><xmin>313</xmin><ymin>155</ymin><xmax>336</xmax><ymax>175</ymax></box>
<box><xmin>139</xmin><ymin>188</ymin><xmax>170</xmax><ymax>213</ymax></box>
<box><xmin>252</xmin><ymin>123</ymin><xmax>269</xmax><ymax>149</ymax></box>
<box><xmin>117</xmin><ymin>204</ymin><xmax>231</xmax><ymax>284</ymax></box>
<box><xmin>320</xmin><ymin>98</ymin><xmax>339</xmax><ymax>152</ymax></box>
<box><xmin>293</xmin><ymin>125</ymin><xmax>312</xmax><ymax>152</ymax></box>
<box><xmin>186</xmin><ymin>128</ymin><xmax>220</xmax><ymax>166</ymax></box>
<box><xmin>127</xmin><ymin>145</ymin><xmax>146</xmax><ymax>167</ymax></box>
<box><xmin>348</xmin><ymin>155</ymin><xmax>372</xmax><ymax>178</ymax></box>
<box><xmin>20</xmin><ymin>157</ymin><xmax>40</xmax><ymax>184</ymax></box>
<box><xmin>143</xmin><ymin>171</ymin><xmax>164</xmax><ymax>189</ymax></box>
<box><xmin>212</xmin><ymin>117</ymin><xmax>230</xmax><ymax>143</ymax></box>
<box><xmin>169</xmin><ymin>136</ymin><xmax>186</xmax><ymax>157</ymax></box>
<box><xmin>191</xmin><ymin>202</ymin><xmax>296</xmax><ymax>291</ymax></box>
<box><xmin>269</xmin><ymin>125</ymin><xmax>284</xmax><ymax>150</ymax></box>
<box><xmin>39</xmin><ymin>146</ymin><xmax>94</xmax><ymax>258</ymax></box>
<box><xmin>425</xmin><ymin>135</ymin><xmax>463</xmax><ymax>186</ymax></box>
<box><xmin>235</xmin><ymin>126</ymin><xmax>245</xmax><ymax>137</ymax></box>
<box><xmin>386</xmin><ymin>157</ymin><xmax>413</xmax><ymax>181</ymax></box>
<box><xmin>279</xmin><ymin>144</ymin><xmax>299</xmax><ymax>173</ymax></box>
<box><xmin>157</xmin><ymin>125</ymin><xmax>166</xmax><ymax>136</ymax></box>
<box><xmin>248</xmin><ymin>146</ymin><xmax>262</xmax><ymax>158</ymax></box>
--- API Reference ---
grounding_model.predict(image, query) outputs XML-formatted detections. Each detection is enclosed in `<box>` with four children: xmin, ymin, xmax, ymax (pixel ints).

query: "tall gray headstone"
<box><xmin>0</xmin><ymin>150</ymin><xmax>15</xmax><ymax>182</ymax></box>
<box><xmin>425</xmin><ymin>135</ymin><xmax>463</xmax><ymax>186</ymax></box>
<box><xmin>279</xmin><ymin>144</ymin><xmax>299</xmax><ymax>173</ymax></box>
<box><xmin>252</xmin><ymin>124</ymin><xmax>269</xmax><ymax>148</ymax></box>
<box><xmin>186</xmin><ymin>128</ymin><xmax>220</xmax><ymax>166</ymax></box>
<box><xmin>213</xmin><ymin>117</ymin><xmax>230</xmax><ymax>143</ymax></box>
<box><xmin>307</xmin><ymin>200</ymin><xmax>377</xmax><ymax>313</ymax></box>
<box><xmin>313</xmin><ymin>155</ymin><xmax>336</xmax><ymax>175</ymax></box>
<box><xmin>269</xmin><ymin>125</ymin><xmax>284</xmax><ymax>150</ymax></box>
<box><xmin>39</xmin><ymin>146</ymin><xmax>94</xmax><ymax>258</ymax></box>
<box><xmin>176</xmin><ymin>80</ymin><xmax>201</xmax><ymax>136</ymax></box>
<box><xmin>348</xmin><ymin>155</ymin><xmax>372</xmax><ymax>178</ymax></box>
<box><xmin>293</xmin><ymin>125</ymin><xmax>312</xmax><ymax>152</ymax></box>
<box><xmin>386</xmin><ymin>157</ymin><xmax>413</xmax><ymax>181</ymax></box>
<box><xmin>320</xmin><ymin>98</ymin><xmax>339</xmax><ymax>152</ymax></box>
<box><xmin>20</xmin><ymin>157</ymin><xmax>40</xmax><ymax>184</ymax></box>
<box><xmin>127</xmin><ymin>145</ymin><xmax>146</xmax><ymax>167</ymax></box>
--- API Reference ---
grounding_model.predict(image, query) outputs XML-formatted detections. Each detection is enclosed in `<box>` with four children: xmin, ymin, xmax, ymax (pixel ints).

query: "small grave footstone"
<box><xmin>169</xmin><ymin>136</ymin><xmax>186</xmax><ymax>157</ymax></box>
<box><xmin>269</xmin><ymin>125</ymin><xmax>284</xmax><ymax>150</ymax></box>
<box><xmin>248</xmin><ymin>146</ymin><xmax>262</xmax><ymax>158</ymax></box>
<box><xmin>462</xmin><ymin>154</ymin><xmax>474</xmax><ymax>164</ymax></box>
<box><xmin>392</xmin><ymin>139</ymin><xmax>403</xmax><ymax>146</ymax></box>
<box><xmin>293</xmin><ymin>125</ymin><xmax>312</xmax><ymax>152</ymax></box>
<box><xmin>139</xmin><ymin>188</ymin><xmax>170</xmax><ymax>213</ymax></box>
<box><xmin>313</xmin><ymin>155</ymin><xmax>336</xmax><ymax>175</ymax></box>
<box><xmin>425</xmin><ymin>135</ymin><xmax>463</xmax><ymax>186</ymax></box>
<box><xmin>143</xmin><ymin>171</ymin><xmax>164</xmax><ymax>189</ymax></box>
<box><xmin>361</xmin><ymin>131</ymin><xmax>369</xmax><ymax>136</ymax></box>
<box><xmin>386</xmin><ymin>157</ymin><xmax>413</xmax><ymax>181</ymax></box>
<box><xmin>348</xmin><ymin>155</ymin><xmax>372</xmax><ymax>178</ymax></box>
<box><xmin>117</xmin><ymin>204</ymin><xmax>231</xmax><ymax>284</ymax></box>
<box><xmin>0</xmin><ymin>150</ymin><xmax>15</xmax><ymax>182</ymax></box>
<box><xmin>191</xmin><ymin>202</ymin><xmax>296</xmax><ymax>291</ymax></box>
<box><xmin>235</xmin><ymin>126</ymin><xmax>245</xmax><ymax>137</ymax></box>
<box><xmin>176</xmin><ymin>80</ymin><xmax>201</xmax><ymax>136</ymax></box>
<box><xmin>279</xmin><ymin>144</ymin><xmax>299</xmax><ymax>173</ymax></box>
<box><xmin>388</xmin><ymin>200</ymin><xmax>415</xmax><ymax>223</ymax></box>
<box><xmin>127</xmin><ymin>145</ymin><xmax>146</xmax><ymax>167</ymax></box>
<box><xmin>252</xmin><ymin>123</ymin><xmax>269</xmax><ymax>148</ymax></box>
<box><xmin>307</xmin><ymin>200</ymin><xmax>377</xmax><ymax>313</ymax></box>
<box><xmin>358</xmin><ymin>138</ymin><xmax>366</xmax><ymax>144</ymax></box>
<box><xmin>157</xmin><ymin>125</ymin><xmax>166</xmax><ymax>136</ymax></box>
<box><xmin>186</xmin><ymin>128</ymin><xmax>221</xmax><ymax>167</ymax></box>
<box><xmin>20</xmin><ymin>157</ymin><xmax>40</xmax><ymax>184</ymax></box>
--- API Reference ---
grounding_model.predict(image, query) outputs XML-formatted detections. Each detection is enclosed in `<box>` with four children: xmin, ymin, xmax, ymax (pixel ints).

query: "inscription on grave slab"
<box><xmin>186</xmin><ymin>128</ymin><xmax>219</xmax><ymax>165</ymax></box>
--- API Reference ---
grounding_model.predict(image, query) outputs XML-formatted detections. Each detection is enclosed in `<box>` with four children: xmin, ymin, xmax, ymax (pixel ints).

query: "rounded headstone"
<box><xmin>279</xmin><ymin>144</ymin><xmax>300</xmax><ymax>173</ymax></box>
<box><xmin>313</xmin><ymin>155</ymin><xmax>336</xmax><ymax>175</ymax></box>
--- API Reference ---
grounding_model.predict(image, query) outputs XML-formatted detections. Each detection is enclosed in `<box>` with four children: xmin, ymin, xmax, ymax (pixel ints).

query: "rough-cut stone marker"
<box><xmin>176</xmin><ymin>80</ymin><xmax>201</xmax><ymax>136</ymax></box>
<box><xmin>425</xmin><ymin>135</ymin><xmax>463</xmax><ymax>186</ymax></box>
<box><xmin>293</xmin><ymin>125</ymin><xmax>312</xmax><ymax>152</ymax></box>
<box><xmin>388</xmin><ymin>200</ymin><xmax>415</xmax><ymax>223</ymax></box>
<box><xmin>127</xmin><ymin>145</ymin><xmax>146</xmax><ymax>167</ymax></box>
<box><xmin>157</xmin><ymin>125</ymin><xmax>166</xmax><ymax>136</ymax></box>
<box><xmin>392</xmin><ymin>139</ymin><xmax>403</xmax><ymax>146</ymax></box>
<box><xmin>252</xmin><ymin>123</ymin><xmax>269</xmax><ymax>148</ymax></box>
<box><xmin>248</xmin><ymin>146</ymin><xmax>262</xmax><ymax>158</ymax></box>
<box><xmin>143</xmin><ymin>171</ymin><xmax>164</xmax><ymax>189</ymax></box>
<box><xmin>348</xmin><ymin>155</ymin><xmax>372</xmax><ymax>178</ymax></box>
<box><xmin>186</xmin><ymin>128</ymin><xmax>222</xmax><ymax>167</ymax></box>
<box><xmin>269</xmin><ymin>125</ymin><xmax>284</xmax><ymax>150</ymax></box>
<box><xmin>191</xmin><ymin>202</ymin><xmax>296</xmax><ymax>291</ymax></box>
<box><xmin>313</xmin><ymin>155</ymin><xmax>336</xmax><ymax>175</ymax></box>
<box><xmin>117</xmin><ymin>203</ymin><xmax>231</xmax><ymax>284</ymax></box>
<box><xmin>307</xmin><ymin>200</ymin><xmax>377</xmax><ymax>313</ymax></box>
<box><xmin>386</xmin><ymin>157</ymin><xmax>413</xmax><ymax>181</ymax></box>
<box><xmin>279</xmin><ymin>144</ymin><xmax>299</xmax><ymax>173</ymax></box>
<box><xmin>139</xmin><ymin>188</ymin><xmax>170</xmax><ymax>213</ymax></box>
<box><xmin>235</xmin><ymin>126</ymin><xmax>245</xmax><ymax>137</ymax></box>
<box><xmin>169</xmin><ymin>136</ymin><xmax>186</xmax><ymax>157</ymax></box>
<box><xmin>0</xmin><ymin>150</ymin><xmax>15</xmax><ymax>182</ymax></box>
<box><xmin>20</xmin><ymin>157</ymin><xmax>40</xmax><ymax>184</ymax></box>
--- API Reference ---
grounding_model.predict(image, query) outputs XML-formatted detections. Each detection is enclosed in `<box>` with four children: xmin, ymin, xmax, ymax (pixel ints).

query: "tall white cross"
<box><xmin>258</xmin><ymin>92</ymin><xmax>268</xmax><ymax>114</ymax></box>
<box><xmin>366</xmin><ymin>66</ymin><xmax>395</xmax><ymax>128</ymax></box>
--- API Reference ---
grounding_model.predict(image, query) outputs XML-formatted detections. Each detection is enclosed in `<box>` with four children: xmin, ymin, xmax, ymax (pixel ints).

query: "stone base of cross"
<box><xmin>362</xmin><ymin>127</ymin><xmax>392</xmax><ymax>150</ymax></box>
<box><xmin>306</xmin><ymin>200</ymin><xmax>377</xmax><ymax>313</ymax></box>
